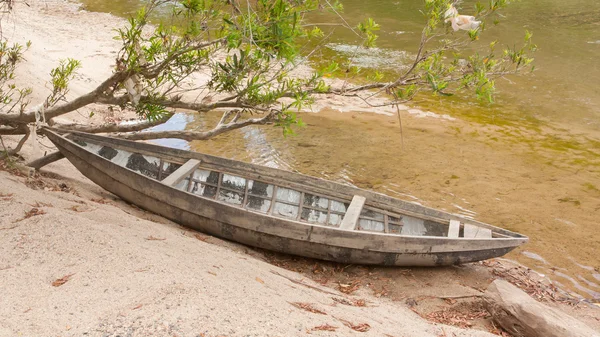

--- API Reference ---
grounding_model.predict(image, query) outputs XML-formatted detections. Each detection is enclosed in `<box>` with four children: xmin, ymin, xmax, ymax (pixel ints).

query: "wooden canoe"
<box><xmin>43</xmin><ymin>128</ymin><xmax>528</xmax><ymax>266</ymax></box>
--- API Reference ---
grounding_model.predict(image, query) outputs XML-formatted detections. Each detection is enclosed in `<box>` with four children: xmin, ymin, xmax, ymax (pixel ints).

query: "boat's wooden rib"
<box><xmin>43</xmin><ymin>128</ymin><xmax>528</xmax><ymax>266</ymax></box>
<box><xmin>448</xmin><ymin>220</ymin><xmax>461</xmax><ymax>238</ymax></box>
<box><xmin>339</xmin><ymin>195</ymin><xmax>366</xmax><ymax>230</ymax></box>
<box><xmin>161</xmin><ymin>159</ymin><xmax>202</xmax><ymax>186</ymax></box>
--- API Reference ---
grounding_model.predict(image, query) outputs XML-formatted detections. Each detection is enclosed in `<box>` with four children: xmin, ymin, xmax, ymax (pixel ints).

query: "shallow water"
<box><xmin>79</xmin><ymin>0</ymin><xmax>600</xmax><ymax>129</ymax></box>
<box><xmin>310</xmin><ymin>0</ymin><xmax>600</xmax><ymax>130</ymax></box>
<box><xmin>78</xmin><ymin>0</ymin><xmax>600</xmax><ymax>299</ymax></box>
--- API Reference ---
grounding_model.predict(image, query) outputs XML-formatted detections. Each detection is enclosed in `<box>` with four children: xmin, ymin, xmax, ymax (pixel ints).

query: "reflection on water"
<box><xmin>451</xmin><ymin>204</ymin><xmax>477</xmax><ymax>220</ymax></box>
<box><xmin>148</xmin><ymin>113</ymin><xmax>194</xmax><ymax>149</ymax></box>
<box><xmin>325</xmin><ymin>43</ymin><xmax>412</xmax><ymax>71</ymax></box>
<box><xmin>554</xmin><ymin>271</ymin><xmax>600</xmax><ymax>299</ymax></box>
<box><xmin>522</xmin><ymin>251</ymin><xmax>549</xmax><ymax>265</ymax></box>
<box><xmin>241</xmin><ymin>128</ymin><xmax>294</xmax><ymax>171</ymax></box>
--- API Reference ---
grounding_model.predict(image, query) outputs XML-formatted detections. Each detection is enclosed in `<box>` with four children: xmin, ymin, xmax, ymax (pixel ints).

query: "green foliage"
<box><xmin>400</xmin><ymin>0</ymin><xmax>535</xmax><ymax>103</ymax></box>
<box><xmin>0</xmin><ymin>0</ymin><xmax>536</xmax><ymax>147</ymax></box>
<box><xmin>357</xmin><ymin>18</ymin><xmax>380</xmax><ymax>48</ymax></box>
<box><xmin>0</xmin><ymin>41</ymin><xmax>31</xmax><ymax>113</ymax></box>
<box><xmin>108</xmin><ymin>0</ymin><xmax>533</xmax><ymax>136</ymax></box>
<box><xmin>47</xmin><ymin>58</ymin><xmax>81</xmax><ymax>106</ymax></box>
<box><xmin>111</xmin><ymin>0</ymin><xmax>383</xmax><ymax>133</ymax></box>
<box><xmin>136</xmin><ymin>100</ymin><xmax>169</xmax><ymax>121</ymax></box>
<box><xmin>396</xmin><ymin>84</ymin><xmax>418</xmax><ymax>100</ymax></box>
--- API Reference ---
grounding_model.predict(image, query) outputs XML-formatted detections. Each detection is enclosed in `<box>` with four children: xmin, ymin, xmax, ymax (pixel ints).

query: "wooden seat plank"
<box><xmin>161</xmin><ymin>159</ymin><xmax>202</xmax><ymax>187</ymax></box>
<box><xmin>463</xmin><ymin>224</ymin><xmax>492</xmax><ymax>239</ymax></box>
<box><xmin>339</xmin><ymin>195</ymin><xmax>366</xmax><ymax>231</ymax></box>
<box><xmin>448</xmin><ymin>220</ymin><xmax>461</xmax><ymax>238</ymax></box>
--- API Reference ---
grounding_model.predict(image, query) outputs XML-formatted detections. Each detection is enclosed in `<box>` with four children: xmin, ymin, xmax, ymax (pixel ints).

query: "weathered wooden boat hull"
<box><xmin>44</xmin><ymin>129</ymin><xmax>527</xmax><ymax>266</ymax></box>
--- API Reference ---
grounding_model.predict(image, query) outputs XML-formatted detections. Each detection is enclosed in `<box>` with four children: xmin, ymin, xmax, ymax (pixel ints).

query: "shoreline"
<box><xmin>0</xmin><ymin>1</ymin><xmax>598</xmax><ymax>335</ymax></box>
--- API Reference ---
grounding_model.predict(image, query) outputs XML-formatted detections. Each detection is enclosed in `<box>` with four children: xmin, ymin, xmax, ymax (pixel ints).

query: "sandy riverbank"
<box><xmin>0</xmin><ymin>1</ymin><xmax>599</xmax><ymax>336</ymax></box>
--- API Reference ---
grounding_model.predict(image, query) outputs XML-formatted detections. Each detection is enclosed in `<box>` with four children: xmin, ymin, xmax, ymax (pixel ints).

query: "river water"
<box><xmin>78</xmin><ymin>0</ymin><xmax>600</xmax><ymax>300</ymax></box>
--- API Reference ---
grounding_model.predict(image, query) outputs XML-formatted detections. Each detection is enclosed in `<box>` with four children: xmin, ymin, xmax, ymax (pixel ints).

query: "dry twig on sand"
<box><xmin>288</xmin><ymin>302</ymin><xmax>327</xmax><ymax>315</ymax></box>
<box><xmin>52</xmin><ymin>273</ymin><xmax>75</xmax><ymax>287</ymax></box>
<box><xmin>308</xmin><ymin>324</ymin><xmax>338</xmax><ymax>332</ymax></box>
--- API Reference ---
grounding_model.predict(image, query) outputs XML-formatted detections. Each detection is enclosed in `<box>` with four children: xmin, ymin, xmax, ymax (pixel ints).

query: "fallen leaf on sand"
<box><xmin>0</xmin><ymin>192</ymin><xmax>14</xmax><ymax>201</ymax></box>
<box><xmin>15</xmin><ymin>207</ymin><xmax>46</xmax><ymax>222</ymax></box>
<box><xmin>353</xmin><ymin>299</ymin><xmax>367</xmax><ymax>307</ymax></box>
<box><xmin>444</xmin><ymin>298</ymin><xmax>457</xmax><ymax>305</ymax></box>
<box><xmin>289</xmin><ymin>302</ymin><xmax>327</xmax><ymax>315</ymax></box>
<box><xmin>30</xmin><ymin>201</ymin><xmax>53</xmax><ymax>207</ymax></box>
<box><xmin>255</xmin><ymin>277</ymin><xmax>265</xmax><ymax>284</ymax></box>
<box><xmin>337</xmin><ymin>281</ymin><xmax>360</xmax><ymax>295</ymax></box>
<box><xmin>207</xmin><ymin>271</ymin><xmax>217</xmax><ymax>276</ymax></box>
<box><xmin>52</xmin><ymin>273</ymin><xmax>75</xmax><ymax>287</ymax></box>
<box><xmin>337</xmin><ymin>318</ymin><xmax>371</xmax><ymax>332</ymax></box>
<box><xmin>69</xmin><ymin>205</ymin><xmax>86</xmax><ymax>212</ymax></box>
<box><xmin>348</xmin><ymin>322</ymin><xmax>371</xmax><ymax>332</ymax></box>
<box><xmin>309</xmin><ymin>324</ymin><xmax>337</xmax><ymax>332</ymax></box>
<box><xmin>332</xmin><ymin>297</ymin><xmax>367</xmax><ymax>307</ymax></box>
<box><xmin>91</xmin><ymin>198</ymin><xmax>112</xmax><ymax>205</ymax></box>
<box><xmin>425</xmin><ymin>307</ymin><xmax>489</xmax><ymax>329</ymax></box>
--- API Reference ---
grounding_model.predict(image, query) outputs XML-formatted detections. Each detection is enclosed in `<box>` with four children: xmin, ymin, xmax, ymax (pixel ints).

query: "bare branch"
<box><xmin>0</xmin><ymin>126</ymin><xmax>26</xmax><ymax>135</ymax></box>
<box><xmin>27</xmin><ymin>151</ymin><xmax>65</xmax><ymax>170</ymax></box>
<box><xmin>115</xmin><ymin>112</ymin><xmax>274</xmax><ymax>141</ymax></box>
<box><xmin>5</xmin><ymin>125</ymin><xmax>30</xmax><ymax>155</ymax></box>
<box><xmin>49</xmin><ymin>112</ymin><xmax>174</xmax><ymax>134</ymax></box>
<box><xmin>0</xmin><ymin>71</ymin><xmax>129</xmax><ymax>125</ymax></box>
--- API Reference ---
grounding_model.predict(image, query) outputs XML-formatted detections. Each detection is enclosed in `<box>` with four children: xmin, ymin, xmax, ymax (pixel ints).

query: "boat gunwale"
<box><xmin>47</xmin><ymin>128</ymin><xmax>528</xmax><ymax>243</ymax></box>
<box><xmin>42</xmin><ymin>128</ymin><xmax>529</xmax><ymax>261</ymax></box>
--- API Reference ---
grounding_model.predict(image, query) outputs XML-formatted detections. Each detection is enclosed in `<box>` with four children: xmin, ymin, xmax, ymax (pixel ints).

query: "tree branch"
<box><xmin>0</xmin><ymin>71</ymin><xmax>129</xmax><ymax>125</ymax></box>
<box><xmin>115</xmin><ymin>112</ymin><xmax>273</xmax><ymax>141</ymax></box>
<box><xmin>49</xmin><ymin>112</ymin><xmax>174</xmax><ymax>134</ymax></box>
<box><xmin>0</xmin><ymin>126</ymin><xmax>26</xmax><ymax>135</ymax></box>
<box><xmin>6</xmin><ymin>126</ymin><xmax>30</xmax><ymax>155</ymax></box>
<box><xmin>27</xmin><ymin>151</ymin><xmax>65</xmax><ymax>170</ymax></box>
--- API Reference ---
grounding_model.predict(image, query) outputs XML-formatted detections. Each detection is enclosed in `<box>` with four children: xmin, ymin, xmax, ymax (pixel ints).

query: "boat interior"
<box><xmin>69</xmin><ymin>134</ymin><xmax>502</xmax><ymax>239</ymax></box>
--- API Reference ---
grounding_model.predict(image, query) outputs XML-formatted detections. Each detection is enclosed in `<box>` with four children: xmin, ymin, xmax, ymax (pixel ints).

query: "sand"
<box><xmin>1</xmin><ymin>1</ymin><xmax>598</xmax><ymax>336</ymax></box>
<box><xmin>1</xmin><ymin>165</ymin><xmax>503</xmax><ymax>337</ymax></box>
